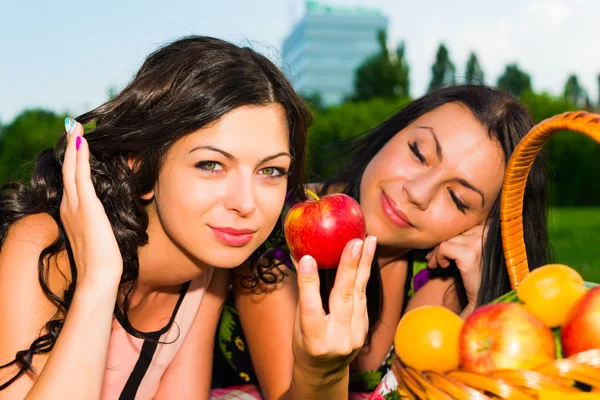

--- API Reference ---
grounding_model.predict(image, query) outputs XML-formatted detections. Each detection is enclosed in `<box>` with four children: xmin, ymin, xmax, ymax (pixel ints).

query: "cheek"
<box><xmin>422</xmin><ymin>200</ymin><xmax>473</xmax><ymax>240</ymax></box>
<box><xmin>360</xmin><ymin>151</ymin><xmax>390</xmax><ymax>195</ymax></box>
<box><xmin>155</xmin><ymin>172</ymin><xmax>215</xmax><ymax>221</ymax></box>
<box><xmin>256</xmin><ymin>185</ymin><xmax>287</xmax><ymax>228</ymax></box>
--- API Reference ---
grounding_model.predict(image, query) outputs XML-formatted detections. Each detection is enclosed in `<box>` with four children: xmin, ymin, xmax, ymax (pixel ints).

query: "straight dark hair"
<box><xmin>322</xmin><ymin>85</ymin><xmax>549</xmax><ymax>330</ymax></box>
<box><xmin>0</xmin><ymin>35</ymin><xmax>312</xmax><ymax>389</ymax></box>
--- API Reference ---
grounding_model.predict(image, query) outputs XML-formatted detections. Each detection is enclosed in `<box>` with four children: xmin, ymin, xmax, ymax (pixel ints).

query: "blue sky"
<box><xmin>1</xmin><ymin>0</ymin><xmax>598</xmax><ymax>123</ymax></box>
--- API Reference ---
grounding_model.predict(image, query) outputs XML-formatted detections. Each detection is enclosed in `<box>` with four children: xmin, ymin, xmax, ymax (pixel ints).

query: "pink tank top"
<box><xmin>101</xmin><ymin>268</ymin><xmax>214</xmax><ymax>399</ymax></box>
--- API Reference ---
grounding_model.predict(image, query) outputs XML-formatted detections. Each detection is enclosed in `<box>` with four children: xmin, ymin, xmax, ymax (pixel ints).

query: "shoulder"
<box><xmin>3</xmin><ymin>213</ymin><xmax>59</xmax><ymax>250</ymax></box>
<box><xmin>1</xmin><ymin>213</ymin><xmax>71</xmax><ymax>285</ymax></box>
<box><xmin>0</xmin><ymin>215</ymin><xmax>69</xmax><ymax>387</ymax></box>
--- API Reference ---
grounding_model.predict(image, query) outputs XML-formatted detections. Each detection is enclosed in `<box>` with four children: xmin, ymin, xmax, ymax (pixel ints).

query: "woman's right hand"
<box><xmin>59</xmin><ymin>119</ymin><xmax>123</xmax><ymax>286</ymax></box>
<box><xmin>291</xmin><ymin>235</ymin><xmax>377</xmax><ymax>390</ymax></box>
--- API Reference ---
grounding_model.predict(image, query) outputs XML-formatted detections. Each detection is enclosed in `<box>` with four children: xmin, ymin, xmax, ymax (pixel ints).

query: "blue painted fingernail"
<box><xmin>76</xmin><ymin>136</ymin><xmax>81</xmax><ymax>150</ymax></box>
<box><xmin>64</xmin><ymin>118</ymin><xmax>77</xmax><ymax>135</ymax></box>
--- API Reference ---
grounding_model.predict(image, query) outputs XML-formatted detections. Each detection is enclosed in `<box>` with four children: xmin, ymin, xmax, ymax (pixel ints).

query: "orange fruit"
<box><xmin>517</xmin><ymin>264</ymin><xmax>587</xmax><ymax>328</ymax></box>
<box><xmin>394</xmin><ymin>305</ymin><xmax>463</xmax><ymax>372</ymax></box>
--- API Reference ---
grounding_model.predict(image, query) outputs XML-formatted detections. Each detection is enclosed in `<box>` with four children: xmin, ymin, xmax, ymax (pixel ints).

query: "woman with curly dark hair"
<box><xmin>0</xmin><ymin>36</ymin><xmax>375</xmax><ymax>399</ymax></box>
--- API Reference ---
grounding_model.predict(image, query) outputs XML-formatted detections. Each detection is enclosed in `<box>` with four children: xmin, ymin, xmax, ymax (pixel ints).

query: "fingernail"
<box><xmin>76</xmin><ymin>136</ymin><xmax>81</xmax><ymax>150</ymax></box>
<box><xmin>426</xmin><ymin>252</ymin><xmax>432</xmax><ymax>260</ymax></box>
<box><xmin>299</xmin><ymin>256</ymin><xmax>315</xmax><ymax>274</ymax></box>
<box><xmin>64</xmin><ymin>118</ymin><xmax>77</xmax><ymax>135</ymax></box>
<box><xmin>352</xmin><ymin>240</ymin><xmax>363</xmax><ymax>259</ymax></box>
<box><xmin>366</xmin><ymin>236</ymin><xmax>377</xmax><ymax>256</ymax></box>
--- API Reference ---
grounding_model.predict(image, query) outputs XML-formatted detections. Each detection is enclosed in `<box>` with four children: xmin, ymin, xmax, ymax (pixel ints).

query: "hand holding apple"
<box><xmin>291</xmin><ymin>236</ymin><xmax>376</xmax><ymax>396</ymax></box>
<box><xmin>283</xmin><ymin>190</ymin><xmax>366</xmax><ymax>269</ymax></box>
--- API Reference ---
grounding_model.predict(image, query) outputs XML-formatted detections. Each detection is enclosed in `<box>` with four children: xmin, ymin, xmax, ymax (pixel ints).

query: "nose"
<box><xmin>403</xmin><ymin>173</ymin><xmax>435</xmax><ymax>210</ymax></box>
<box><xmin>224</xmin><ymin>172</ymin><xmax>256</xmax><ymax>217</ymax></box>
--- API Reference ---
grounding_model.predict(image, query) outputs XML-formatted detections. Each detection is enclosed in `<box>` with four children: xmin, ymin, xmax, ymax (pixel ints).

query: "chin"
<box><xmin>212</xmin><ymin>251</ymin><xmax>257</xmax><ymax>269</ymax></box>
<box><xmin>378</xmin><ymin>234</ymin><xmax>433</xmax><ymax>251</ymax></box>
<box><xmin>206</xmin><ymin>242</ymin><xmax>265</xmax><ymax>269</ymax></box>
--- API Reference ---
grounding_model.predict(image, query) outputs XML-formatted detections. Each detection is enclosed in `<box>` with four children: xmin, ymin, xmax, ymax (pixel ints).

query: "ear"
<box><xmin>127</xmin><ymin>153</ymin><xmax>138</xmax><ymax>171</ymax></box>
<box><xmin>140</xmin><ymin>190</ymin><xmax>155</xmax><ymax>201</ymax></box>
<box><xmin>127</xmin><ymin>153</ymin><xmax>155</xmax><ymax>201</ymax></box>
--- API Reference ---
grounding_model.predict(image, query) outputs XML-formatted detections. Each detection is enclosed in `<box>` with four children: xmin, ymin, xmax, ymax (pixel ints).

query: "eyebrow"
<box><xmin>417</xmin><ymin>126</ymin><xmax>443</xmax><ymax>161</ymax></box>
<box><xmin>189</xmin><ymin>145</ymin><xmax>293</xmax><ymax>164</ymax></box>
<box><xmin>416</xmin><ymin>126</ymin><xmax>485</xmax><ymax>207</ymax></box>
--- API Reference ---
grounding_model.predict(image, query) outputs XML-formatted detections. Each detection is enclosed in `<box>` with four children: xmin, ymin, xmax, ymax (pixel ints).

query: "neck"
<box><xmin>375</xmin><ymin>244</ymin><xmax>411</xmax><ymax>268</ymax></box>
<box><xmin>132</xmin><ymin>205</ymin><xmax>210</xmax><ymax>297</ymax></box>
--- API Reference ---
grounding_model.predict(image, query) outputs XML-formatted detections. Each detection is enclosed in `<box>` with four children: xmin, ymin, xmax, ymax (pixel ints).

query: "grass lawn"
<box><xmin>548</xmin><ymin>207</ymin><xmax>600</xmax><ymax>283</ymax></box>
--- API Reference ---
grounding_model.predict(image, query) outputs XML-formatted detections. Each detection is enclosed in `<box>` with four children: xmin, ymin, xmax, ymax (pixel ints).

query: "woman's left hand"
<box><xmin>426</xmin><ymin>221</ymin><xmax>490</xmax><ymax>307</ymax></box>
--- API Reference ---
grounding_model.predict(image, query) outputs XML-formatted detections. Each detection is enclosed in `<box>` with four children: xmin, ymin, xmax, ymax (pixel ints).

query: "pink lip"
<box><xmin>210</xmin><ymin>226</ymin><xmax>255</xmax><ymax>247</ymax></box>
<box><xmin>380</xmin><ymin>191</ymin><xmax>414</xmax><ymax>228</ymax></box>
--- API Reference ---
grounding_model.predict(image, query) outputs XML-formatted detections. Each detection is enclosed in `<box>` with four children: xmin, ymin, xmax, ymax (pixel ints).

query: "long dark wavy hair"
<box><xmin>322</xmin><ymin>85</ymin><xmax>549</xmax><ymax>325</ymax></box>
<box><xmin>0</xmin><ymin>35</ymin><xmax>311</xmax><ymax>389</ymax></box>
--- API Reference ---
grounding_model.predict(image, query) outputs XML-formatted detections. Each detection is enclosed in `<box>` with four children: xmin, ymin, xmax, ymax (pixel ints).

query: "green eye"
<box><xmin>262</xmin><ymin>167</ymin><xmax>276</xmax><ymax>176</ymax></box>
<box><xmin>197</xmin><ymin>161</ymin><xmax>218</xmax><ymax>170</ymax></box>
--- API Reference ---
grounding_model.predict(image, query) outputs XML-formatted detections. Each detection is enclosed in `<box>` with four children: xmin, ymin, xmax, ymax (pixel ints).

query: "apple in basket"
<box><xmin>283</xmin><ymin>190</ymin><xmax>366</xmax><ymax>269</ymax></box>
<box><xmin>459</xmin><ymin>302</ymin><xmax>556</xmax><ymax>374</ymax></box>
<box><xmin>561</xmin><ymin>286</ymin><xmax>600</xmax><ymax>357</ymax></box>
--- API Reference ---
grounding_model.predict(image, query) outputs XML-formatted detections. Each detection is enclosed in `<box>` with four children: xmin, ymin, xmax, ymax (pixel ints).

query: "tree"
<box><xmin>428</xmin><ymin>43</ymin><xmax>456</xmax><ymax>93</ymax></box>
<box><xmin>307</xmin><ymin>96</ymin><xmax>410</xmax><ymax>179</ymax></box>
<box><xmin>465</xmin><ymin>52</ymin><xmax>484</xmax><ymax>85</ymax></box>
<box><xmin>107</xmin><ymin>86</ymin><xmax>119</xmax><ymax>100</ymax></box>
<box><xmin>0</xmin><ymin>109</ymin><xmax>66</xmax><ymax>184</ymax></box>
<box><xmin>353</xmin><ymin>29</ymin><xmax>410</xmax><ymax>101</ymax></box>
<box><xmin>301</xmin><ymin>92</ymin><xmax>325</xmax><ymax>113</ymax></box>
<box><xmin>563</xmin><ymin>74</ymin><xmax>588</xmax><ymax>108</ymax></box>
<box><xmin>496</xmin><ymin>64</ymin><xmax>532</xmax><ymax>98</ymax></box>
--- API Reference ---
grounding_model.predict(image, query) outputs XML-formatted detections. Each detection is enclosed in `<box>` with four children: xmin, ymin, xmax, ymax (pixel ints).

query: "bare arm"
<box><xmin>0</xmin><ymin>216</ymin><xmax>119</xmax><ymax>400</ymax></box>
<box><xmin>0</xmin><ymin>214</ymin><xmax>62</xmax><ymax>397</ymax></box>
<box><xmin>352</xmin><ymin>259</ymin><xmax>408</xmax><ymax>372</ymax></box>
<box><xmin>154</xmin><ymin>268</ymin><xmax>230</xmax><ymax>400</ymax></box>
<box><xmin>0</xmin><ymin>126</ymin><xmax>123</xmax><ymax>399</ymax></box>
<box><xmin>233</xmin><ymin>262</ymin><xmax>298</xmax><ymax>400</ymax></box>
<box><xmin>404</xmin><ymin>277</ymin><xmax>465</xmax><ymax>316</ymax></box>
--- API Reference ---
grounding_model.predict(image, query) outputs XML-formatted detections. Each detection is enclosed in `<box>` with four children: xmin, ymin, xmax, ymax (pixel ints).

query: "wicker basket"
<box><xmin>391</xmin><ymin>111</ymin><xmax>600</xmax><ymax>399</ymax></box>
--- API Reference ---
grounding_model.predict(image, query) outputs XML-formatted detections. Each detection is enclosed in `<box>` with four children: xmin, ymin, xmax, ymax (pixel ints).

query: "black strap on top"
<box><xmin>115</xmin><ymin>281</ymin><xmax>191</xmax><ymax>398</ymax></box>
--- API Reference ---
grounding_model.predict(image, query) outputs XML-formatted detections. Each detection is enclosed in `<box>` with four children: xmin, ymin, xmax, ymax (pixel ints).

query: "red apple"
<box><xmin>561</xmin><ymin>286</ymin><xmax>600</xmax><ymax>357</ymax></box>
<box><xmin>459</xmin><ymin>303</ymin><xmax>555</xmax><ymax>374</ymax></box>
<box><xmin>283</xmin><ymin>190</ymin><xmax>366</xmax><ymax>269</ymax></box>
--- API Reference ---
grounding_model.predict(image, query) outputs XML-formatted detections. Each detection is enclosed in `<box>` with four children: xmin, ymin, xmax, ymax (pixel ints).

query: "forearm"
<box><xmin>279</xmin><ymin>365</ymin><xmax>349</xmax><ymax>400</ymax></box>
<box><xmin>25</xmin><ymin>279</ymin><xmax>119</xmax><ymax>399</ymax></box>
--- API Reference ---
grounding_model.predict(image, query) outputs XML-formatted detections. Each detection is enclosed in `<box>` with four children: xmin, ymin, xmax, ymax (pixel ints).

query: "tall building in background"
<box><xmin>282</xmin><ymin>1</ymin><xmax>388</xmax><ymax>105</ymax></box>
